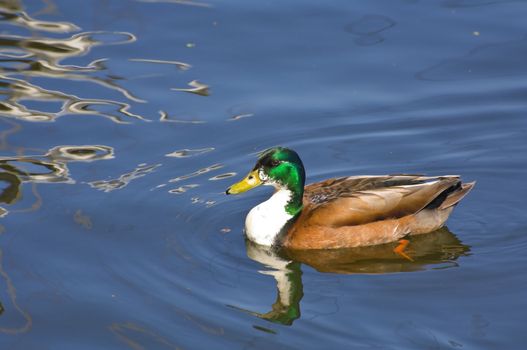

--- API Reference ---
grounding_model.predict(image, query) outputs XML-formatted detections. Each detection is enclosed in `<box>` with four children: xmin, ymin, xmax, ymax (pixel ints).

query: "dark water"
<box><xmin>0</xmin><ymin>0</ymin><xmax>526</xmax><ymax>348</ymax></box>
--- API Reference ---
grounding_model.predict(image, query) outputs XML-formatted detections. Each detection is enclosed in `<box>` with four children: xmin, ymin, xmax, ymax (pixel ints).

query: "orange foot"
<box><xmin>394</xmin><ymin>239</ymin><xmax>414</xmax><ymax>262</ymax></box>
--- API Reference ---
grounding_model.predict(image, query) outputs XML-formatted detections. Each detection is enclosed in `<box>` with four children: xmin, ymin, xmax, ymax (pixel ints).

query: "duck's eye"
<box><xmin>270</xmin><ymin>160</ymin><xmax>280</xmax><ymax>167</ymax></box>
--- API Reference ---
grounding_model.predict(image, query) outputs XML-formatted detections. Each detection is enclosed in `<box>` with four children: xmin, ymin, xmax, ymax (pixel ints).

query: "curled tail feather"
<box><xmin>439</xmin><ymin>181</ymin><xmax>475</xmax><ymax>210</ymax></box>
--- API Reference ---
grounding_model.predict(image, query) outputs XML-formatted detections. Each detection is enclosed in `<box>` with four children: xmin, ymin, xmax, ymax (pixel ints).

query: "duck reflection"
<box><xmin>241</xmin><ymin>227</ymin><xmax>469</xmax><ymax>325</ymax></box>
<box><xmin>243</xmin><ymin>242</ymin><xmax>303</xmax><ymax>325</ymax></box>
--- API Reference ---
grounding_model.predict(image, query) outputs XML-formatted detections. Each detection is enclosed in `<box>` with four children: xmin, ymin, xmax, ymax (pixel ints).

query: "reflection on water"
<box><xmin>0</xmin><ymin>4</ymin><xmax>79</xmax><ymax>33</ymax></box>
<box><xmin>0</xmin><ymin>141</ymin><xmax>114</xmax><ymax>332</ymax></box>
<box><xmin>0</xmin><ymin>0</ymin><xmax>523</xmax><ymax>347</ymax></box>
<box><xmin>129</xmin><ymin>58</ymin><xmax>192</xmax><ymax>71</ymax></box>
<box><xmin>0</xmin><ymin>157</ymin><xmax>70</xmax><ymax>183</ymax></box>
<box><xmin>46</xmin><ymin>145</ymin><xmax>114</xmax><ymax>162</ymax></box>
<box><xmin>228</xmin><ymin>113</ymin><xmax>253</xmax><ymax>121</ymax></box>
<box><xmin>89</xmin><ymin>163</ymin><xmax>161</xmax><ymax>192</ymax></box>
<box><xmin>168</xmin><ymin>163</ymin><xmax>223</xmax><ymax>183</ymax></box>
<box><xmin>0</xmin><ymin>5</ymin><xmax>80</xmax><ymax>33</ymax></box>
<box><xmin>208</xmin><ymin>172</ymin><xmax>236</xmax><ymax>181</ymax></box>
<box><xmin>236</xmin><ymin>243</ymin><xmax>303</xmax><ymax>326</ymax></box>
<box><xmin>169</xmin><ymin>183</ymin><xmax>199</xmax><ymax>194</ymax></box>
<box><xmin>159</xmin><ymin>110</ymin><xmax>206</xmax><ymax>124</ymax></box>
<box><xmin>0</xmin><ymin>1</ymin><xmax>147</xmax><ymax>123</ymax></box>
<box><xmin>239</xmin><ymin>228</ymin><xmax>469</xmax><ymax>326</ymax></box>
<box><xmin>0</xmin><ymin>172</ymin><xmax>19</xmax><ymax>217</ymax></box>
<box><xmin>165</xmin><ymin>147</ymin><xmax>214</xmax><ymax>158</ymax></box>
<box><xmin>284</xmin><ymin>227</ymin><xmax>470</xmax><ymax>274</ymax></box>
<box><xmin>135</xmin><ymin>0</ymin><xmax>212</xmax><ymax>8</ymax></box>
<box><xmin>171</xmin><ymin>80</ymin><xmax>210</xmax><ymax>96</ymax></box>
<box><xmin>0</xmin><ymin>144</ymin><xmax>114</xmax><ymax>216</ymax></box>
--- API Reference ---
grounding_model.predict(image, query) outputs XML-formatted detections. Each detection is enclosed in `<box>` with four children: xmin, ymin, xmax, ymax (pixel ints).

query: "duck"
<box><xmin>226</xmin><ymin>147</ymin><xmax>474</xmax><ymax>254</ymax></box>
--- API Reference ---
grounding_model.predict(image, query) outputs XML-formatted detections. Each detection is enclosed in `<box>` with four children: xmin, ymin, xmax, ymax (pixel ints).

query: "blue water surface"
<box><xmin>0</xmin><ymin>0</ymin><xmax>526</xmax><ymax>349</ymax></box>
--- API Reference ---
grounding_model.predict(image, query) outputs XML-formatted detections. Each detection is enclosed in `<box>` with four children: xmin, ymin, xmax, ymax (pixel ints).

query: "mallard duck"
<box><xmin>226</xmin><ymin>147</ymin><xmax>474</xmax><ymax>251</ymax></box>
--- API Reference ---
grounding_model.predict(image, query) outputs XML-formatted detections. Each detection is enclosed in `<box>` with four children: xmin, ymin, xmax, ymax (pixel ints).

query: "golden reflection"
<box><xmin>0</xmin><ymin>0</ymin><xmax>147</xmax><ymax>123</ymax></box>
<box><xmin>238</xmin><ymin>227</ymin><xmax>470</xmax><ymax>326</ymax></box>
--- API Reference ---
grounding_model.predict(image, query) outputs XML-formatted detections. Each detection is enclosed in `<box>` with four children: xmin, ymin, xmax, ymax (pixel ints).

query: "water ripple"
<box><xmin>169</xmin><ymin>184</ymin><xmax>199</xmax><ymax>194</ymax></box>
<box><xmin>171</xmin><ymin>80</ymin><xmax>210</xmax><ymax>96</ymax></box>
<box><xmin>0</xmin><ymin>144</ymin><xmax>115</xmax><ymax>216</ymax></box>
<box><xmin>228</xmin><ymin>113</ymin><xmax>253</xmax><ymax>122</ymax></box>
<box><xmin>67</xmin><ymin>100</ymin><xmax>150</xmax><ymax>123</ymax></box>
<box><xmin>208</xmin><ymin>172</ymin><xmax>237</xmax><ymax>181</ymax></box>
<box><xmin>0</xmin><ymin>6</ymin><xmax>147</xmax><ymax>123</ymax></box>
<box><xmin>416</xmin><ymin>36</ymin><xmax>527</xmax><ymax>81</ymax></box>
<box><xmin>441</xmin><ymin>0</ymin><xmax>517</xmax><ymax>7</ymax></box>
<box><xmin>0</xmin><ymin>8</ymin><xmax>79</xmax><ymax>33</ymax></box>
<box><xmin>109</xmin><ymin>322</ymin><xmax>182</xmax><ymax>350</ymax></box>
<box><xmin>129</xmin><ymin>58</ymin><xmax>192</xmax><ymax>71</ymax></box>
<box><xmin>165</xmin><ymin>148</ymin><xmax>214</xmax><ymax>158</ymax></box>
<box><xmin>0</xmin><ymin>158</ymin><xmax>71</xmax><ymax>184</ymax></box>
<box><xmin>345</xmin><ymin>15</ymin><xmax>396</xmax><ymax>46</ymax></box>
<box><xmin>168</xmin><ymin>163</ymin><xmax>223</xmax><ymax>183</ymax></box>
<box><xmin>159</xmin><ymin>110</ymin><xmax>205</xmax><ymax>124</ymax></box>
<box><xmin>46</xmin><ymin>145</ymin><xmax>114</xmax><ymax>162</ymax></box>
<box><xmin>89</xmin><ymin>163</ymin><xmax>162</xmax><ymax>192</ymax></box>
<box><xmin>0</xmin><ymin>75</ymin><xmax>147</xmax><ymax>122</ymax></box>
<box><xmin>136</xmin><ymin>0</ymin><xmax>212</xmax><ymax>8</ymax></box>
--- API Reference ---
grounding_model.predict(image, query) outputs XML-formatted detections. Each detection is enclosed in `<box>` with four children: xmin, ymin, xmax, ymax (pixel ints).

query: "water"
<box><xmin>0</xmin><ymin>0</ymin><xmax>526</xmax><ymax>348</ymax></box>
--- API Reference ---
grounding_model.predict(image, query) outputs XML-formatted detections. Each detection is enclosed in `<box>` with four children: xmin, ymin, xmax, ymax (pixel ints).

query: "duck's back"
<box><xmin>283</xmin><ymin>175</ymin><xmax>474</xmax><ymax>249</ymax></box>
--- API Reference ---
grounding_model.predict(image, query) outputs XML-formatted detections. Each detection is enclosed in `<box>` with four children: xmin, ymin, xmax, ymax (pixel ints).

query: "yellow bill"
<box><xmin>226</xmin><ymin>170</ymin><xmax>261</xmax><ymax>195</ymax></box>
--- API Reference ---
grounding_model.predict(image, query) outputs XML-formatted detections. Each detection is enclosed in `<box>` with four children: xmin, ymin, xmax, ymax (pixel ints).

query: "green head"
<box><xmin>226</xmin><ymin>147</ymin><xmax>306</xmax><ymax>215</ymax></box>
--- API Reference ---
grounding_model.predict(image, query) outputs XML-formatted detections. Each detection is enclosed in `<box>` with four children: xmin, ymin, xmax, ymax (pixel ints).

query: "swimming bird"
<box><xmin>226</xmin><ymin>147</ymin><xmax>474</xmax><ymax>254</ymax></box>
